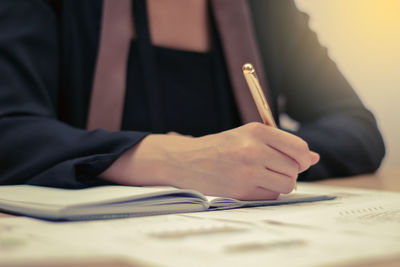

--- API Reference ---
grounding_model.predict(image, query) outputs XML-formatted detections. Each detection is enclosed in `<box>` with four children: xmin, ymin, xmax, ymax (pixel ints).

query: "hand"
<box><xmin>100</xmin><ymin>123</ymin><xmax>319</xmax><ymax>200</ymax></box>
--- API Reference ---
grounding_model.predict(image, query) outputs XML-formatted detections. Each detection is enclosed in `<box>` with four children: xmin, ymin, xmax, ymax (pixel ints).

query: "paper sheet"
<box><xmin>1</xmin><ymin>183</ymin><xmax>399</xmax><ymax>267</ymax></box>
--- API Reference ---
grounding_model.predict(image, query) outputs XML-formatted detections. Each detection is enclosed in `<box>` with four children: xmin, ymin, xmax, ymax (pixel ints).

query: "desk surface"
<box><xmin>316</xmin><ymin>167</ymin><xmax>400</xmax><ymax>192</ymax></box>
<box><xmin>316</xmin><ymin>168</ymin><xmax>400</xmax><ymax>267</ymax></box>
<box><xmin>1</xmin><ymin>168</ymin><xmax>399</xmax><ymax>267</ymax></box>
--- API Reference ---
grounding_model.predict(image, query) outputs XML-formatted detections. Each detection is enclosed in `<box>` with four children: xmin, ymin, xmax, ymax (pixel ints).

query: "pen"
<box><xmin>242</xmin><ymin>63</ymin><xmax>297</xmax><ymax>191</ymax></box>
<box><xmin>242</xmin><ymin>63</ymin><xmax>277</xmax><ymax>128</ymax></box>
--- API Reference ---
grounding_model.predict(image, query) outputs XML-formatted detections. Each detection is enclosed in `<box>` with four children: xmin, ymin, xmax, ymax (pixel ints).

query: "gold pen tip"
<box><xmin>242</xmin><ymin>63</ymin><xmax>255</xmax><ymax>74</ymax></box>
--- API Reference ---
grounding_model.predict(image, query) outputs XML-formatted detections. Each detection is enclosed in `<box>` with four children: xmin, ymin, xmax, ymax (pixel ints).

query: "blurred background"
<box><xmin>295</xmin><ymin>0</ymin><xmax>400</xmax><ymax>169</ymax></box>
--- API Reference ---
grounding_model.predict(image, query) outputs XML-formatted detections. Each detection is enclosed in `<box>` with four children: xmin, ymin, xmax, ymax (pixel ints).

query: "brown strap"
<box><xmin>87</xmin><ymin>0</ymin><xmax>133</xmax><ymax>131</ymax></box>
<box><xmin>211</xmin><ymin>0</ymin><xmax>273</xmax><ymax>124</ymax></box>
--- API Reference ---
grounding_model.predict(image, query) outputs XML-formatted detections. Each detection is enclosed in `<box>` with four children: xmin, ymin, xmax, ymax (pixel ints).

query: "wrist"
<box><xmin>99</xmin><ymin>134</ymin><xmax>178</xmax><ymax>186</ymax></box>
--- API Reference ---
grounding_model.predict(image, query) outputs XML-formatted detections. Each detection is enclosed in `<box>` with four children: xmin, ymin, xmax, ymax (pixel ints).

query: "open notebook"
<box><xmin>0</xmin><ymin>185</ymin><xmax>335</xmax><ymax>220</ymax></box>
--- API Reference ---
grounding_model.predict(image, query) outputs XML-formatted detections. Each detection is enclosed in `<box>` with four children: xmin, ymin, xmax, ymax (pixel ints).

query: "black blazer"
<box><xmin>0</xmin><ymin>0</ymin><xmax>385</xmax><ymax>187</ymax></box>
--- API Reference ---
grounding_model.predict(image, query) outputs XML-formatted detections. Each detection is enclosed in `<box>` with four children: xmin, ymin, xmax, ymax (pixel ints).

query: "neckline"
<box><xmin>130</xmin><ymin>38</ymin><xmax>212</xmax><ymax>56</ymax></box>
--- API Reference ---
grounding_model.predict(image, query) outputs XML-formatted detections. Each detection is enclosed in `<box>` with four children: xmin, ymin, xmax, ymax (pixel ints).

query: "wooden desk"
<box><xmin>317</xmin><ymin>167</ymin><xmax>400</xmax><ymax>192</ymax></box>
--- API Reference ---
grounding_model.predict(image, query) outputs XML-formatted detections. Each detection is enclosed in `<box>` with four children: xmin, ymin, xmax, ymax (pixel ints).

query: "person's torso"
<box><xmin>55</xmin><ymin>0</ymin><xmax>241</xmax><ymax>136</ymax></box>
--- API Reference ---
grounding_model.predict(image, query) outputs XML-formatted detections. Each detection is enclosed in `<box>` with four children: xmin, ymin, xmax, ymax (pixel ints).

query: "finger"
<box><xmin>310</xmin><ymin>151</ymin><xmax>320</xmax><ymax>165</ymax></box>
<box><xmin>250</xmin><ymin>145</ymin><xmax>299</xmax><ymax>179</ymax></box>
<box><xmin>235</xmin><ymin>186</ymin><xmax>280</xmax><ymax>201</ymax></box>
<box><xmin>256</xmin><ymin>127</ymin><xmax>312</xmax><ymax>173</ymax></box>
<box><xmin>264</xmin><ymin>146</ymin><xmax>300</xmax><ymax>178</ymax></box>
<box><xmin>252</xmin><ymin>166</ymin><xmax>296</xmax><ymax>194</ymax></box>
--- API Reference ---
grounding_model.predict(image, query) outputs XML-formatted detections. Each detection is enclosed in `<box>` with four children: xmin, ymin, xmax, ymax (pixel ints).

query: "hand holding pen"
<box><xmin>100</xmin><ymin>65</ymin><xmax>319</xmax><ymax>200</ymax></box>
<box><xmin>242</xmin><ymin>63</ymin><xmax>320</xmax><ymax>190</ymax></box>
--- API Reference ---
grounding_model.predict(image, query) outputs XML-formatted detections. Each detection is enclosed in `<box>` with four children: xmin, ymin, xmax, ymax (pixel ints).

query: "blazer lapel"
<box><xmin>211</xmin><ymin>0</ymin><xmax>274</xmax><ymax>124</ymax></box>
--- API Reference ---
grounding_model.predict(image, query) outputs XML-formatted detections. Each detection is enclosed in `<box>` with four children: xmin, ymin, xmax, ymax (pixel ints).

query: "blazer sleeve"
<box><xmin>0</xmin><ymin>1</ymin><xmax>149</xmax><ymax>188</ymax></box>
<box><xmin>249</xmin><ymin>0</ymin><xmax>385</xmax><ymax>180</ymax></box>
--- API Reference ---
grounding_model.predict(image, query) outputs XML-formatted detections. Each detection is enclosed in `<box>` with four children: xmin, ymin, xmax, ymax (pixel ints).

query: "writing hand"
<box><xmin>101</xmin><ymin>122</ymin><xmax>319</xmax><ymax>200</ymax></box>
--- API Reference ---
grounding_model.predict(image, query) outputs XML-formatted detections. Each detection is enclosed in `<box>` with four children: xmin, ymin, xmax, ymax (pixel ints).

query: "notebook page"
<box><xmin>207</xmin><ymin>192</ymin><xmax>335</xmax><ymax>208</ymax></box>
<box><xmin>0</xmin><ymin>185</ymin><xmax>202</xmax><ymax>207</ymax></box>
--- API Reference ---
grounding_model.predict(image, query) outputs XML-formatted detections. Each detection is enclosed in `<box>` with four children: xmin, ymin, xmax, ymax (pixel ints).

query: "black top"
<box><xmin>0</xmin><ymin>0</ymin><xmax>385</xmax><ymax>188</ymax></box>
<box><xmin>123</xmin><ymin>0</ymin><xmax>240</xmax><ymax>135</ymax></box>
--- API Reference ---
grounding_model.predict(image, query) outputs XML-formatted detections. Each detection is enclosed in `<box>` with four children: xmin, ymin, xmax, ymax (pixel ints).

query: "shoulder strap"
<box><xmin>211</xmin><ymin>0</ymin><xmax>274</xmax><ymax>124</ymax></box>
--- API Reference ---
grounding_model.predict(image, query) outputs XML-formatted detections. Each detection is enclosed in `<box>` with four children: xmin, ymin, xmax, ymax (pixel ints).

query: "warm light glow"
<box><xmin>295</xmin><ymin>0</ymin><xmax>400</xmax><ymax>167</ymax></box>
